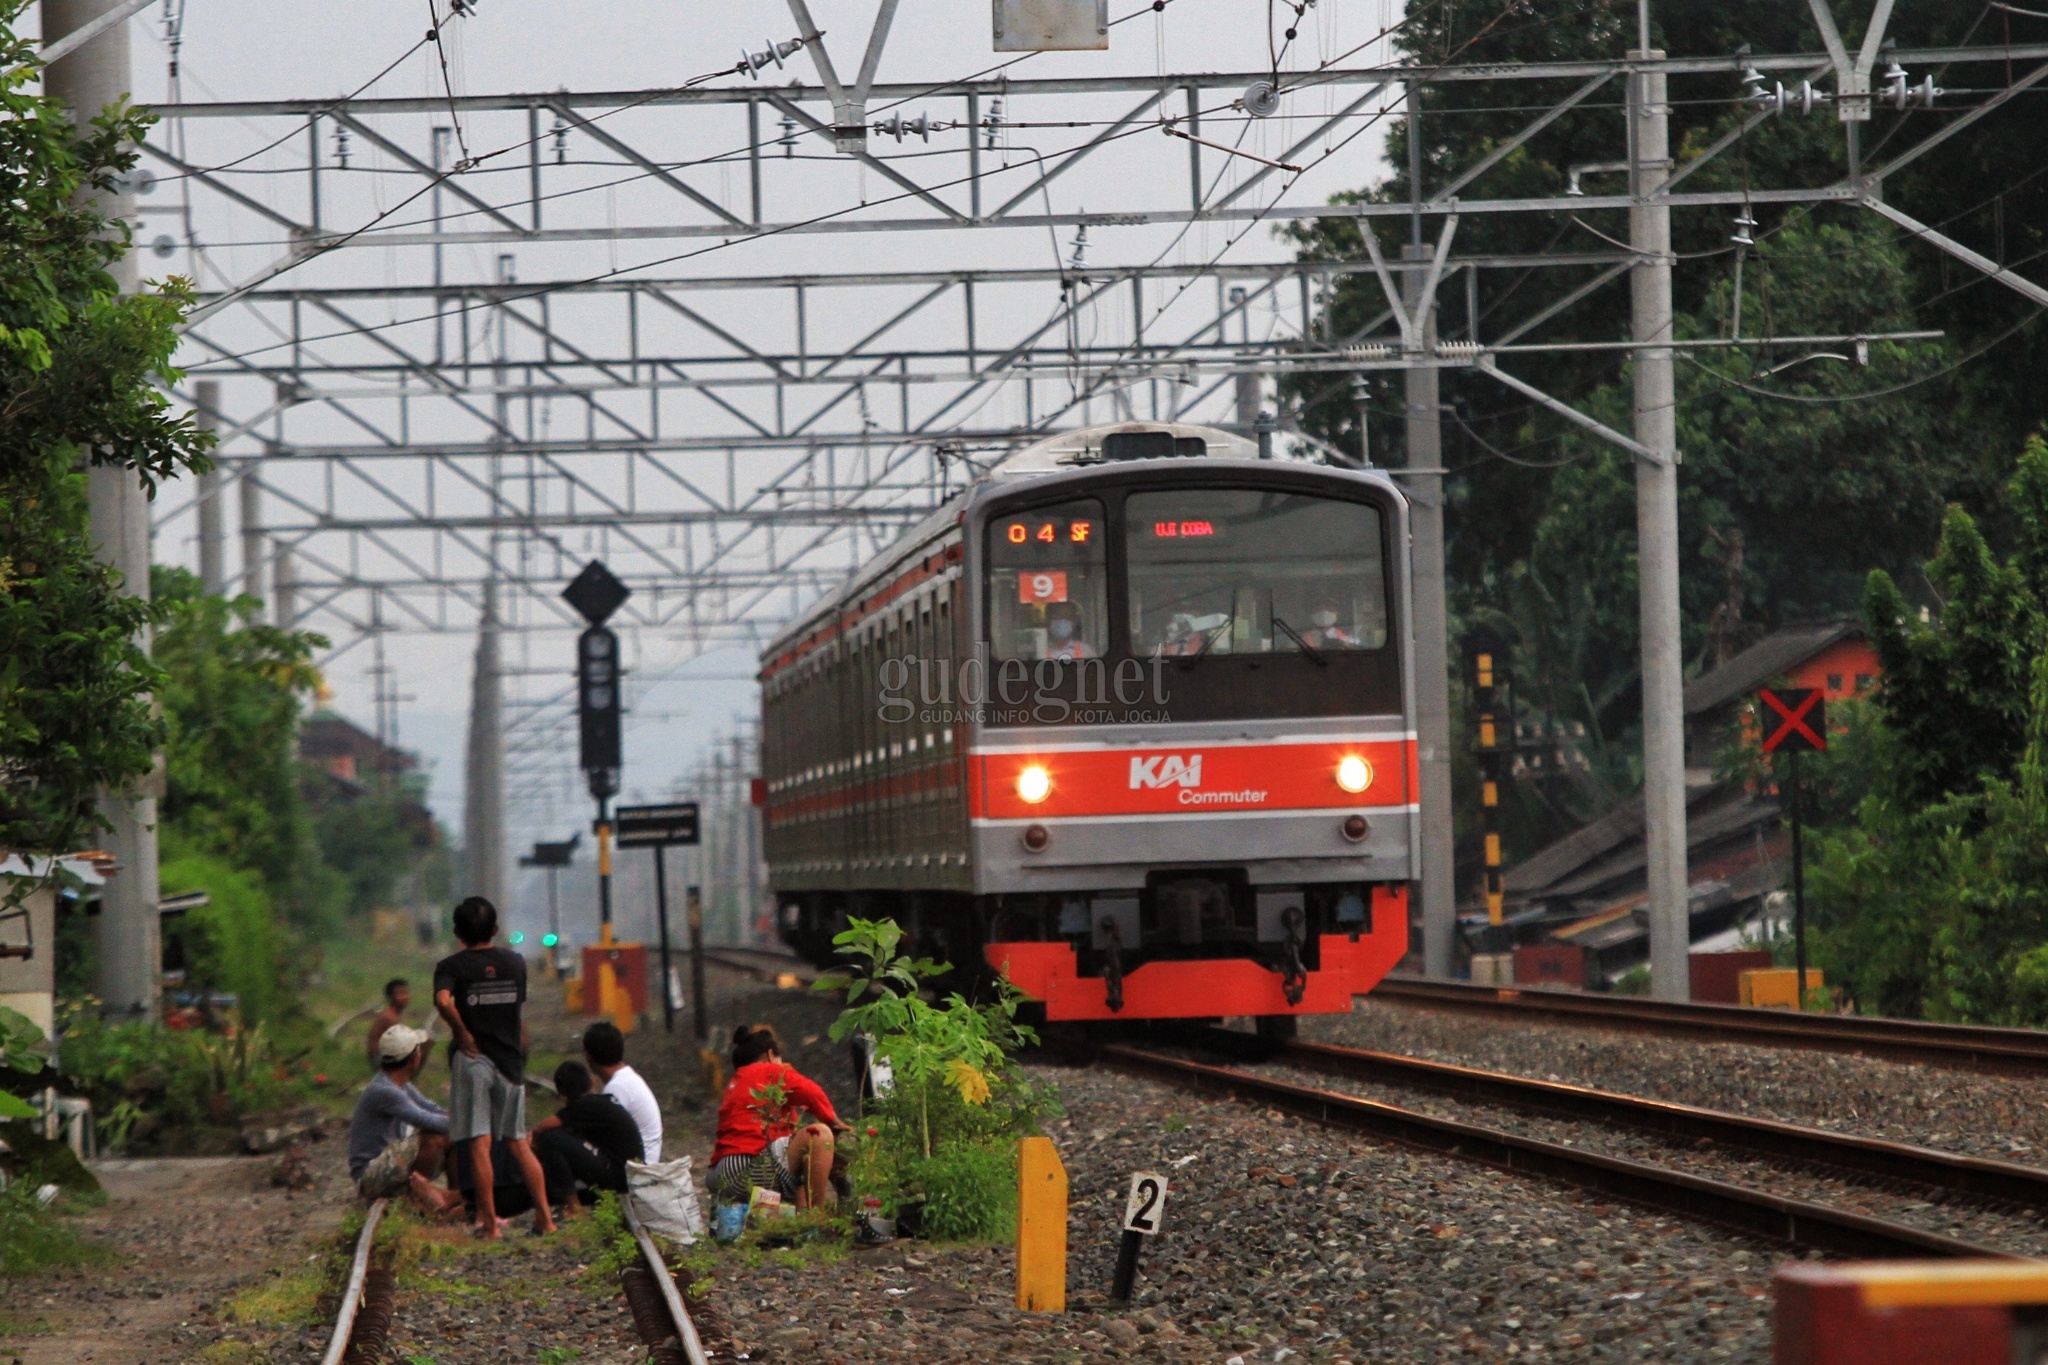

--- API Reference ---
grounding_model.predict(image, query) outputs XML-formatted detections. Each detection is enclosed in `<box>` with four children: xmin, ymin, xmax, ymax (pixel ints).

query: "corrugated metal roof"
<box><xmin>1682</xmin><ymin>620</ymin><xmax>1862</xmax><ymax>717</ymax></box>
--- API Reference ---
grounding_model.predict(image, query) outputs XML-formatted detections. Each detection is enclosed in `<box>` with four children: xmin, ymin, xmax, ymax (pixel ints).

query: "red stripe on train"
<box><xmin>970</xmin><ymin>738</ymin><xmax>1417</xmax><ymax>821</ymax></box>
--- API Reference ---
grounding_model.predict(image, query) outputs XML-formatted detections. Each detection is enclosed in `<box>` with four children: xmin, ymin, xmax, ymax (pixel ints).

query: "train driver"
<box><xmin>1044</xmin><ymin>600</ymin><xmax>1098</xmax><ymax>660</ymax></box>
<box><xmin>1302</xmin><ymin>595</ymin><xmax>1359</xmax><ymax>650</ymax></box>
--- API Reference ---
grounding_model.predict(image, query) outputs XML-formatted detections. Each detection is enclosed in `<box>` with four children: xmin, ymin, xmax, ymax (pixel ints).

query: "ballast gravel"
<box><xmin>1308</xmin><ymin>997</ymin><xmax>2048</xmax><ymax>1167</ymax></box>
<box><xmin>707</xmin><ymin>1063</ymin><xmax>1777</xmax><ymax>1364</ymax></box>
<box><xmin>1250</xmin><ymin>1056</ymin><xmax>2048</xmax><ymax>1258</ymax></box>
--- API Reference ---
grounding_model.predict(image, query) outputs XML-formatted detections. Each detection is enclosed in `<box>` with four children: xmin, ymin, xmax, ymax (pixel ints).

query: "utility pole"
<box><xmin>239</xmin><ymin>469</ymin><xmax>264</xmax><ymax>606</ymax></box>
<box><xmin>194</xmin><ymin>381</ymin><xmax>224</xmax><ymax>594</ymax></box>
<box><xmin>1405</xmin><ymin>79</ymin><xmax>1457</xmax><ymax>980</ymax></box>
<box><xmin>464</xmin><ymin>579</ymin><xmax>506</xmax><ymax>912</ymax></box>
<box><xmin>1630</xmin><ymin>23</ymin><xmax>1691</xmax><ymax>1001</ymax></box>
<box><xmin>49</xmin><ymin>0</ymin><xmax>158</xmax><ymax>1021</ymax></box>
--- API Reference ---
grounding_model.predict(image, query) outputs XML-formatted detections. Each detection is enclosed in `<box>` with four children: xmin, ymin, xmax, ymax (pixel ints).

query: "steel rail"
<box><xmin>1236</xmin><ymin>1032</ymin><xmax>2048</xmax><ymax>1211</ymax></box>
<box><xmin>623</xmin><ymin>1197</ymin><xmax>712</xmax><ymax>1365</ymax></box>
<box><xmin>1372</xmin><ymin>978</ymin><xmax>2048</xmax><ymax>1077</ymax></box>
<box><xmin>319</xmin><ymin>1197</ymin><xmax>388</xmax><ymax>1365</ymax></box>
<box><xmin>1093</xmin><ymin>1043</ymin><xmax>2020</xmax><ymax>1261</ymax></box>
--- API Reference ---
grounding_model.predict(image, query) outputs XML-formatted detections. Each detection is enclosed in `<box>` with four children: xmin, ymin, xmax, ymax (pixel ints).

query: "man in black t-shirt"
<box><xmin>530</xmin><ymin>1059</ymin><xmax>643</xmax><ymax>1207</ymax></box>
<box><xmin>433</xmin><ymin>896</ymin><xmax>555</xmax><ymax>1238</ymax></box>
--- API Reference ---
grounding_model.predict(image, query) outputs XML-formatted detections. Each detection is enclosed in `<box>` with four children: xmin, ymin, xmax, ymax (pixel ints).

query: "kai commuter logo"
<box><xmin>1129</xmin><ymin>754</ymin><xmax>1203</xmax><ymax>789</ymax></box>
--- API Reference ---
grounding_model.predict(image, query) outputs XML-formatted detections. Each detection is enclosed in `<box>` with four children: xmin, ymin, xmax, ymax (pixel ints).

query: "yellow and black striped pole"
<box><xmin>1473</xmin><ymin>647</ymin><xmax>1506</xmax><ymax>927</ymax></box>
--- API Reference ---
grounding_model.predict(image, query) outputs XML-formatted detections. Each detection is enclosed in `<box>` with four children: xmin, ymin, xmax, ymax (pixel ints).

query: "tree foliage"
<box><xmin>1284</xmin><ymin>1</ymin><xmax>2046</xmax><ymax>870</ymax></box>
<box><xmin>0</xmin><ymin>1</ymin><xmax>212</xmax><ymax>857</ymax></box>
<box><xmin>1802</xmin><ymin>441</ymin><xmax>2048</xmax><ymax>1022</ymax></box>
<box><xmin>152</xmin><ymin>567</ymin><xmax>329</xmax><ymax>922</ymax></box>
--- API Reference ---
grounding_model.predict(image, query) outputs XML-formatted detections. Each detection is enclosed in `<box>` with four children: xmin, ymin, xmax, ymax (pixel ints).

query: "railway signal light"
<box><xmin>577</xmin><ymin>625</ymin><xmax>622</xmax><ymax>798</ymax></box>
<box><xmin>542</xmin><ymin>933</ymin><xmax>559</xmax><ymax>947</ymax></box>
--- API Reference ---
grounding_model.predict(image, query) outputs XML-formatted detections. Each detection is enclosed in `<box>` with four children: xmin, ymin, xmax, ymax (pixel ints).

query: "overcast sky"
<box><xmin>61</xmin><ymin>0</ymin><xmax>1408</xmax><ymax>903</ymax></box>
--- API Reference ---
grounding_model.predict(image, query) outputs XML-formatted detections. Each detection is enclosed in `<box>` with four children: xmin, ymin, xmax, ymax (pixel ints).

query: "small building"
<box><xmin>301</xmin><ymin>712</ymin><xmax>417</xmax><ymax>789</ymax></box>
<box><xmin>1484</xmin><ymin>620</ymin><xmax>1880</xmax><ymax>986</ymax></box>
<box><xmin>0</xmin><ymin>855</ymin><xmax>107</xmax><ymax>1035</ymax></box>
<box><xmin>1683</xmin><ymin>620</ymin><xmax>1878</xmax><ymax>772</ymax></box>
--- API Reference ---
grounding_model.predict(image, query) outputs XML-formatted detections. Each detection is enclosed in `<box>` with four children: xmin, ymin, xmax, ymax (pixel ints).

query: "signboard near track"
<box><xmin>1122</xmin><ymin>1171</ymin><xmax>1168</xmax><ymax>1235</ymax></box>
<box><xmin>614</xmin><ymin>803</ymin><xmax>701</xmax><ymax>848</ymax></box>
<box><xmin>1759</xmin><ymin>687</ymin><xmax>1826</xmax><ymax>753</ymax></box>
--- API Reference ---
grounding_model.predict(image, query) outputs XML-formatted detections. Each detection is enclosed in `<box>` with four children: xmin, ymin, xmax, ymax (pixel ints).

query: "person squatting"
<box><xmin>348</xmin><ymin>897</ymin><xmax>674</xmax><ymax>1230</ymax></box>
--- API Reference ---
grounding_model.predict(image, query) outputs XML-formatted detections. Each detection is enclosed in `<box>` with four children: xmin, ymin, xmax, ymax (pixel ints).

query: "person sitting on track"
<box><xmin>346</xmin><ymin>1024</ymin><xmax>464</xmax><ymax>1217</ymax></box>
<box><xmin>708</xmin><ymin>1024</ymin><xmax>850</xmax><ymax>1210</ymax></box>
<box><xmin>529</xmin><ymin>1059</ymin><xmax>645</xmax><ymax>1213</ymax></box>
<box><xmin>582</xmin><ymin>1020</ymin><xmax>663</xmax><ymax>1163</ymax></box>
<box><xmin>364</xmin><ymin>977</ymin><xmax>411</xmax><ymax>1064</ymax></box>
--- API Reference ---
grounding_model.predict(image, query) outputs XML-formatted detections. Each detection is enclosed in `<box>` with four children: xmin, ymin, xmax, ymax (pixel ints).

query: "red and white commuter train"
<box><xmin>758</xmin><ymin>421</ymin><xmax>1416</xmax><ymax>1030</ymax></box>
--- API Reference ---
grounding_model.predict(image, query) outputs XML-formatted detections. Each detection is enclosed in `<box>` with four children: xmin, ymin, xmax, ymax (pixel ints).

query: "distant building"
<box><xmin>1682</xmin><ymin>620</ymin><xmax>1879</xmax><ymax>773</ymax></box>
<box><xmin>1487</xmin><ymin>620</ymin><xmax>1880</xmax><ymax>986</ymax></box>
<box><xmin>301</xmin><ymin>711</ymin><xmax>417</xmax><ymax>790</ymax></box>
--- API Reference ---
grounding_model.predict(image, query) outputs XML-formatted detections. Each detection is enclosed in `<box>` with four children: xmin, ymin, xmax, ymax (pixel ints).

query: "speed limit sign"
<box><xmin>1122</xmin><ymin>1171</ymin><xmax>1168</xmax><ymax>1235</ymax></box>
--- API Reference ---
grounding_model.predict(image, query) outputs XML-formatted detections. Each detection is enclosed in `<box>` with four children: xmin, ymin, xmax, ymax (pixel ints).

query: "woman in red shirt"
<box><xmin>709</xmin><ymin>1025</ymin><xmax>849</xmax><ymax>1209</ymax></box>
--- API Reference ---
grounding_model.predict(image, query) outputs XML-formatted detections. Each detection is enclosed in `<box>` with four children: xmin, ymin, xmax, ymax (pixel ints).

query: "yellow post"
<box><xmin>1016</xmin><ymin>1135</ymin><xmax>1067</xmax><ymax>1313</ymax></box>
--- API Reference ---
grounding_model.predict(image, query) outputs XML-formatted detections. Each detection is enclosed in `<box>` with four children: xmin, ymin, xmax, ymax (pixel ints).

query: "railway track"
<box><xmin>1085</xmin><ymin>1037</ymin><xmax>2028</xmax><ymax>1261</ymax></box>
<box><xmin>320</xmin><ymin>1200</ymin><xmax>710</xmax><ymax>1365</ymax></box>
<box><xmin>1373</xmin><ymin>977</ymin><xmax>2048</xmax><ymax>1077</ymax></box>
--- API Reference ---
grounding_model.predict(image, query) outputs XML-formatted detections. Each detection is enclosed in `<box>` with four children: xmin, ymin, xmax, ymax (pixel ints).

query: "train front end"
<box><xmin>968</xmin><ymin>435</ymin><xmax>1416</xmax><ymax>1025</ymax></box>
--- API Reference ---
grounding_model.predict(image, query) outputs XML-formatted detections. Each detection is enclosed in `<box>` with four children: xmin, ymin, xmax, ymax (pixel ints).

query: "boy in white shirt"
<box><xmin>582</xmin><ymin>1020</ymin><xmax>662</xmax><ymax>1162</ymax></box>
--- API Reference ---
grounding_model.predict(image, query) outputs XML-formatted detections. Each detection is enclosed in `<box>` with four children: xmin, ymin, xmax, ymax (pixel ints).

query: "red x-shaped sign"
<box><xmin>1759</xmin><ymin>687</ymin><xmax>1826</xmax><ymax>753</ymax></box>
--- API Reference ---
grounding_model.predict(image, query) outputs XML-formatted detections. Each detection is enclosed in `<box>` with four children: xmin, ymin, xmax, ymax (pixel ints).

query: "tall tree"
<box><xmin>151</xmin><ymin>568</ymin><xmax>328</xmax><ymax>921</ymax></box>
<box><xmin>1285</xmin><ymin>0</ymin><xmax>2046</xmax><ymax>850</ymax></box>
<box><xmin>0</xmin><ymin>1</ymin><xmax>211</xmax><ymax>859</ymax></box>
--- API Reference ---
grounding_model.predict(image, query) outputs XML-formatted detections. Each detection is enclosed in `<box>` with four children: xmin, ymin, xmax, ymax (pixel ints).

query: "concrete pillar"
<box><xmin>1405</xmin><ymin>245</ymin><xmax>1456</xmax><ymax>979</ymax></box>
<box><xmin>271</xmin><ymin>540</ymin><xmax>296</xmax><ymax>627</ymax></box>
<box><xmin>194</xmin><ymin>380</ymin><xmax>224</xmax><ymax>594</ymax></box>
<box><xmin>1630</xmin><ymin>51</ymin><xmax>1691</xmax><ymax>1000</ymax></box>
<box><xmin>463</xmin><ymin>581</ymin><xmax>506</xmax><ymax>911</ymax></box>
<box><xmin>49</xmin><ymin>0</ymin><xmax>159</xmax><ymax>1020</ymax></box>
<box><xmin>239</xmin><ymin>470</ymin><xmax>264</xmax><ymax>606</ymax></box>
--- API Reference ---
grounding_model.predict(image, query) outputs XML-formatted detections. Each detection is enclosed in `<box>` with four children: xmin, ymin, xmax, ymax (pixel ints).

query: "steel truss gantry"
<box><xmin>141</xmin><ymin>9</ymin><xmax>2048</xmax><ymax>959</ymax></box>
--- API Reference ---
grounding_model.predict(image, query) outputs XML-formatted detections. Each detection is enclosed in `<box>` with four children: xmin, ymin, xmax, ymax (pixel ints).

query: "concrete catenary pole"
<box><xmin>463</xmin><ymin>580</ymin><xmax>506</xmax><ymax>911</ymax></box>
<box><xmin>194</xmin><ymin>380</ymin><xmax>225</xmax><ymax>594</ymax></box>
<box><xmin>1630</xmin><ymin>38</ymin><xmax>1690</xmax><ymax>1000</ymax></box>
<box><xmin>1405</xmin><ymin>79</ymin><xmax>1457</xmax><ymax>979</ymax></box>
<box><xmin>239</xmin><ymin>468</ymin><xmax>264</xmax><ymax>606</ymax></box>
<box><xmin>47</xmin><ymin>0</ymin><xmax>159</xmax><ymax>1019</ymax></box>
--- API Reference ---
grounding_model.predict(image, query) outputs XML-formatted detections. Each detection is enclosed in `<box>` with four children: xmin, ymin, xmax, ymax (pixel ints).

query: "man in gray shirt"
<box><xmin>347</xmin><ymin>1024</ymin><xmax>463</xmax><ymax>1215</ymax></box>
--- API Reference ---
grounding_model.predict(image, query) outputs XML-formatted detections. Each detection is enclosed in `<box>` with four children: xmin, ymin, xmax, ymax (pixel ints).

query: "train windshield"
<box><xmin>1126</xmin><ymin>489</ymin><xmax>1388</xmax><ymax>658</ymax></box>
<box><xmin>987</xmin><ymin>498</ymin><xmax>1110</xmax><ymax>661</ymax></box>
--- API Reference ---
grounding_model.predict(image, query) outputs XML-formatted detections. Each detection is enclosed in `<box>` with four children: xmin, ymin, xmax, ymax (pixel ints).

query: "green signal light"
<box><xmin>542</xmin><ymin>933</ymin><xmax>559</xmax><ymax>947</ymax></box>
<box><xmin>510</xmin><ymin>930</ymin><xmax>526</xmax><ymax>944</ymax></box>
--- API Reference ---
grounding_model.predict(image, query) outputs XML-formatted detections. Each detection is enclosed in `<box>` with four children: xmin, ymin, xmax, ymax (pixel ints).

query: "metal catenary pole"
<box><xmin>653</xmin><ymin>843</ymin><xmax>675</xmax><ymax>1033</ymax></box>
<box><xmin>1791</xmin><ymin>748</ymin><xmax>1809</xmax><ymax>1008</ymax></box>
<box><xmin>1629</xmin><ymin>37</ymin><xmax>1691</xmax><ymax>1002</ymax></box>
<box><xmin>687</xmin><ymin>882</ymin><xmax>708</xmax><ymax>1044</ymax></box>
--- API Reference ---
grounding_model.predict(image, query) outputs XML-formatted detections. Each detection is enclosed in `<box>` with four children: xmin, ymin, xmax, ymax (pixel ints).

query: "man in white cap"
<box><xmin>346</xmin><ymin>1024</ymin><xmax>463</xmax><ymax>1215</ymax></box>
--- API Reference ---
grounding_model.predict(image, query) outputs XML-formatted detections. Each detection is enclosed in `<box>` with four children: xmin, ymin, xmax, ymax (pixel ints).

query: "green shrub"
<box><xmin>161</xmin><ymin>852</ymin><xmax>283</xmax><ymax>1025</ymax></box>
<box><xmin>57</xmin><ymin>1007</ymin><xmax>312</xmax><ymax>1141</ymax></box>
<box><xmin>819</xmin><ymin>917</ymin><xmax>1058</xmax><ymax>1239</ymax></box>
<box><xmin>911</xmin><ymin>1141</ymin><xmax>1015</xmax><ymax>1242</ymax></box>
<box><xmin>0</xmin><ymin>1183</ymin><xmax>111</xmax><ymax>1275</ymax></box>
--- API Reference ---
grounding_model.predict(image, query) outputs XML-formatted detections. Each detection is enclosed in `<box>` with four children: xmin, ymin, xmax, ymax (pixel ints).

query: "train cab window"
<box><xmin>1125</xmin><ymin>488</ymin><xmax>1388</xmax><ymax>657</ymax></box>
<box><xmin>987</xmin><ymin>498</ymin><xmax>1109</xmax><ymax>661</ymax></box>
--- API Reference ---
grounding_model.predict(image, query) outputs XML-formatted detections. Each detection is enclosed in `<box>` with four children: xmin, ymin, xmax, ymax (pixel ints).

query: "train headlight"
<box><xmin>1336</xmin><ymin>755</ymin><xmax>1373</xmax><ymax>793</ymax></box>
<box><xmin>1017</xmin><ymin>765</ymin><xmax>1052</xmax><ymax>804</ymax></box>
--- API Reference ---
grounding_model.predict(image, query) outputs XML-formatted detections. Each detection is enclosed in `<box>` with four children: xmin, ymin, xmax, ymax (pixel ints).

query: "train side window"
<box><xmin>986</xmin><ymin>498</ymin><xmax>1109</xmax><ymax>661</ymax></box>
<box><xmin>1125</xmin><ymin>488</ymin><xmax>1388</xmax><ymax>656</ymax></box>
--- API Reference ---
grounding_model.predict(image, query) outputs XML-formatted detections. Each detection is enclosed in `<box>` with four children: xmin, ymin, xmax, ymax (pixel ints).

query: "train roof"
<box><xmin>757</xmin><ymin>421</ymin><xmax>1385</xmax><ymax>669</ymax></box>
